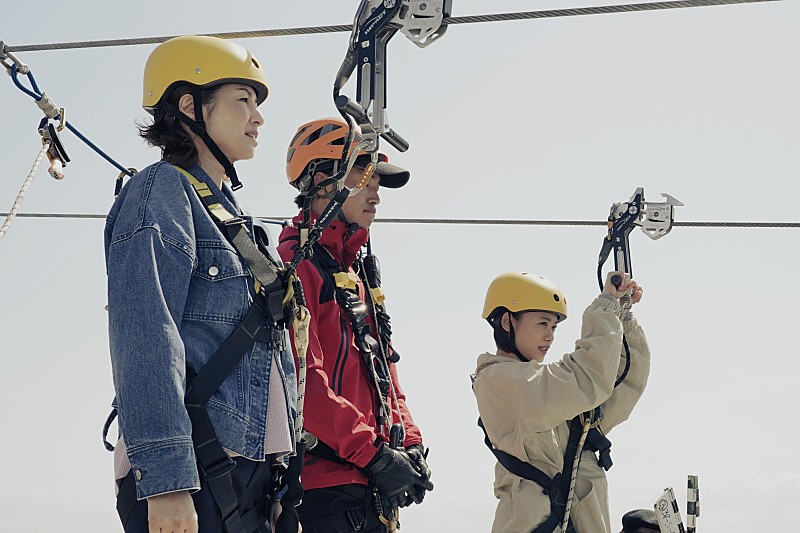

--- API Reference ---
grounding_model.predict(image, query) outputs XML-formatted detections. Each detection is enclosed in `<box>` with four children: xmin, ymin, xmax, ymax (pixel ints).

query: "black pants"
<box><xmin>298</xmin><ymin>485</ymin><xmax>385</xmax><ymax>533</ymax></box>
<box><xmin>119</xmin><ymin>456</ymin><xmax>275</xmax><ymax>533</ymax></box>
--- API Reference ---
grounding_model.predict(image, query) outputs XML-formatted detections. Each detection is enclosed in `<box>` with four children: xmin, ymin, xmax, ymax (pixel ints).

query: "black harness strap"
<box><xmin>307</xmin><ymin>242</ymin><xmax>393</xmax><ymax>429</ymax></box>
<box><xmin>479</xmin><ymin>416</ymin><xmax>608</xmax><ymax>533</ymax></box>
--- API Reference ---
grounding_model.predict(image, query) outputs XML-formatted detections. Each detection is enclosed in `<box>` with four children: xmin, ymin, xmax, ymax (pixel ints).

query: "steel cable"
<box><xmin>3</xmin><ymin>0</ymin><xmax>780</xmax><ymax>53</ymax></box>
<box><xmin>1</xmin><ymin>213</ymin><xmax>798</xmax><ymax>228</ymax></box>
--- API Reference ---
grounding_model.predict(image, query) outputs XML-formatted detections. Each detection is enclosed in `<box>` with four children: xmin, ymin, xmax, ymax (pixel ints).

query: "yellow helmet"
<box><xmin>142</xmin><ymin>35</ymin><xmax>269</xmax><ymax>111</ymax></box>
<box><xmin>482</xmin><ymin>272</ymin><xmax>568</xmax><ymax>322</ymax></box>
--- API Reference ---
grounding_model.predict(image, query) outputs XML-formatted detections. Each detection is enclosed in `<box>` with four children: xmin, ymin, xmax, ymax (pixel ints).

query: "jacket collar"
<box><xmin>182</xmin><ymin>163</ymin><xmax>243</xmax><ymax>216</ymax></box>
<box><xmin>287</xmin><ymin>210</ymin><xmax>369</xmax><ymax>268</ymax></box>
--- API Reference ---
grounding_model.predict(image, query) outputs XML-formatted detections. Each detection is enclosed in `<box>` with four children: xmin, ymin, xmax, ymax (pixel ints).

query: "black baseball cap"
<box><xmin>353</xmin><ymin>154</ymin><xmax>410</xmax><ymax>189</ymax></box>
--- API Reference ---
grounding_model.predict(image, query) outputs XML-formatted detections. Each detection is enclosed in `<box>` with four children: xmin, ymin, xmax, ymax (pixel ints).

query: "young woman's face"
<box><xmin>505</xmin><ymin>311</ymin><xmax>559</xmax><ymax>363</ymax></box>
<box><xmin>203</xmin><ymin>83</ymin><xmax>263</xmax><ymax>163</ymax></box>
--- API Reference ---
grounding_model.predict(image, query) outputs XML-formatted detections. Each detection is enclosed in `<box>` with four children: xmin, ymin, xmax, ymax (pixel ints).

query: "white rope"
<box><xmin>292</xmin><ymin>305</ymin><xmax>310</xmax><ymax>442</ymax></box>
<box><xmin>0</xmin><ymin>141</ymin><xmax>49</xmax><ymax>243</ymax></box>
<box><xmin>561</xmin><ymin>419</ymin><xmax>592</xmax><ymax>531</ymax></box>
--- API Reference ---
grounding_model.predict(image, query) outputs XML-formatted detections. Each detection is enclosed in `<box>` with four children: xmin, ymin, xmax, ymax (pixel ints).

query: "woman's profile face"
<box><xmin>202</xmin><ymin>83</ymin><xmax>264</xmax><ymax>164</ymax></box>
<box><xmin>506</xmin><ymin>311</ymin><xmax>559</xmax><ymax>363</ymax></box>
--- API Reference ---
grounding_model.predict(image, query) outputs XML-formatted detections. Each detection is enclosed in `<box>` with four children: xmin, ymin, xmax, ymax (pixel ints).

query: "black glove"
<box><xmin>404</xmin><ymin>444</ymin><xmax>434</xmax><ymax>505</ymax></box>
<box><xmin>360</xmin><ymin>444</ymin><xmax>424</xmax><ymax>508</ymax></box>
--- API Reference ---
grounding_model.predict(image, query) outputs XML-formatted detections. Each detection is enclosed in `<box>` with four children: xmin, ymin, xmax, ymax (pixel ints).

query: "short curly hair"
<box><xmin>137</xmin><ymin>84</ymin><xmax>223</xmax><ymax>167</ymax></box>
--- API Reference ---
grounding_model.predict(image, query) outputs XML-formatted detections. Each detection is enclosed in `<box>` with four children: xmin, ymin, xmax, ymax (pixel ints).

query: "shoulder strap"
<box><xmin>175</xmin><ymin>166</ymin><xmax>286</xmax><ymax>322</ymax></box>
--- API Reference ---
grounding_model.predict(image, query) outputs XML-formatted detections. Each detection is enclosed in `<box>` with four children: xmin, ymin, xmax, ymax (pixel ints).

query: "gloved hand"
<box><xmin>360</xmin><ymin>444</ymin><xmax>425</xmax><ymax>509</ymax></box>
<box><xmin>403</xmin><ymin>444</ymin><xmax>434</xmax><ymax>506</ymax></box>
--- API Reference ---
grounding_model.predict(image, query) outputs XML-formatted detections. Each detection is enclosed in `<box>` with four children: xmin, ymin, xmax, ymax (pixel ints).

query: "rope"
<box><xmin>292</xmin><ymin>305</ymin><xmax>311</xmax><ymax>442</ymax></box>
<box><xmin>3</xmin><ymin>0</ymin><xmax>780</xmax><ymax>53</ymax></box>
<box><xmin>2</xmin><ymin>213</ymin><xmax>798</xmax><ymax>228</ymax></box>
<box><xmin>0</xmin><ymin>142</ymin><xmax>50</xmax><ymax>242</ymax></box>
<box><xmin>561</xmin><ymin>420</ymin><xmax>592</xmax><ymax>532</ymax></box>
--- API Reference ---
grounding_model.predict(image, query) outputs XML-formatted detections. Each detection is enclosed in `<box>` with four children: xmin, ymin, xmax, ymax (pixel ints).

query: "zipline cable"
<box><xmin>0</xmin><ymin>143</ymin><xmax>51</xmax><ymax>242</ymax></box>
<box><xmin>3</xmin><ymin>0</ymin><xmax>780</xmax><ymax>53</ymax></box>
<box><xmin>1</xmin><ymin>213</ymin><xmax>798</xmax><ymax>228</ymax></box>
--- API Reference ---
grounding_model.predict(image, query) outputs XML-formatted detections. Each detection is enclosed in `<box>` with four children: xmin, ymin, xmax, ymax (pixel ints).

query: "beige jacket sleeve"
<box><xmin>597</xmin><ymin>316</ymin><xmax>651</xmax><ymax>433</ymax></box>
<box><xmin>474</xmin><ymin>296</ymin><xmax>624</xmax><ymax>435</ymax></box>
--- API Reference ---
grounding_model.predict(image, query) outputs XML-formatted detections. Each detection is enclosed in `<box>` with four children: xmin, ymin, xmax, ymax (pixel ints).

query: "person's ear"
<box><xmin>312</xmin><ymin>171</ymin><xmax>333</xmax><ymax>196</ymax></box>
<box><xmin>312</xmin><ymin>171</ymin><xmax>328</xmax><ymax>186</ymax></box>
<box><xmin>178</xmin><ymin>93</ymin><xmax>195</xmax><ymax>119</ymax></box>
<box><xmin>500</xmin><ymin>312</ymin><xmax>511</xmax><ymax>333</ymax></box>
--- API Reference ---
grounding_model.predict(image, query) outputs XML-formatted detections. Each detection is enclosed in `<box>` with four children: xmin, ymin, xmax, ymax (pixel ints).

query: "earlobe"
<box><xmin>178</xmin><ymin>93</ymin><xmax>195</xmax><ymax>119</ymax></box>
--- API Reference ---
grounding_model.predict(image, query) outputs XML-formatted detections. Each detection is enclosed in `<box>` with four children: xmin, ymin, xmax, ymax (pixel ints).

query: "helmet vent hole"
<box><xmin>553</xmin><ymin>294</ymin><xmax>560</xmax><ymax>302</ymax></box>
<box><xmin>252</xmin><ymin>58</ymin><xmax>261</xmax><ymax>69</ymax></box>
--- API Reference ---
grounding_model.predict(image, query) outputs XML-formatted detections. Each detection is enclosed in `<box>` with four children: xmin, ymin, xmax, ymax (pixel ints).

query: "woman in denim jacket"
<box><xmin>105</xmin><ymin>36</ymin><xmax>296</xmax><ymax>533</ymax></box>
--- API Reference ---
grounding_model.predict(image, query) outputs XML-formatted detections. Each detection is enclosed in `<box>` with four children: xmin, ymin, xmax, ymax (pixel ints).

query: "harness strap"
<box><xmin>174</xmin><ymin>166</ymin><xmax>287</xmax><ymax>323</ymax></box>
<box><xmin>478</xmin><ymin>417</ymin><xmax>584</xmax><ymax>533</ymax></box>
<box><xmin>114</xmin><ymin>462</ymin><xmax>281</xmax><ymax>532</ymax></box>
<box><xmin>182</xmin><ymin>301</ymin><xmax>275</xmax><ymax>533</ymax></box>
<box><xmin>308</xmin><ymin>242</ymin><xmax>393</xmax><ymax>428</ymax></box>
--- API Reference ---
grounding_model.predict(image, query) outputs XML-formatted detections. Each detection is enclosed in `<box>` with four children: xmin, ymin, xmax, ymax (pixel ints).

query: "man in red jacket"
<box><xmin>278</xmin><ymin>118</ymin><xmax>433</xmax><ymax>533</ymax></box>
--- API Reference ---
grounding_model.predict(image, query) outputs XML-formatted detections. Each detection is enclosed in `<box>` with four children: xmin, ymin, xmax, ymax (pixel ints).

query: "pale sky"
<box><xmin>1</xmin><ymin>1</ymin><xmax>798</xmax><ymax>531</ymax></box>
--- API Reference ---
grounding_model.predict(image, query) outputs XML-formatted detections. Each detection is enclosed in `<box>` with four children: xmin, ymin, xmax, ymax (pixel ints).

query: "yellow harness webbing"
<box><xmin>174</xmin><ymin>166</ymin><xmax>238</xmax><ymax>224</ymax></box>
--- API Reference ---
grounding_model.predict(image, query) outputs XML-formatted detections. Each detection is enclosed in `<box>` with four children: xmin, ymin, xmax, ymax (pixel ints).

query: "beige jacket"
<box><xmin>473</xmin><ymin>296</ymin><xmax>650</xmax><ymax>533</ymax></box>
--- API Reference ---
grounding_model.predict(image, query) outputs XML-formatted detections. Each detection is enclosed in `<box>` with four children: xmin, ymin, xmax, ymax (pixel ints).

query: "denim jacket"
<box><xmin>105</xmin><ymin>161</ymin><xmax>296</xmax><ymax>500</ymax></box>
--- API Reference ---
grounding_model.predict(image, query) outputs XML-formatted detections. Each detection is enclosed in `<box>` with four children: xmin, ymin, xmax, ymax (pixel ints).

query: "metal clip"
<box><xmin>38</xmin><ymin>118</ymin><xmax>70</xmax><ymax>180</ymax></box>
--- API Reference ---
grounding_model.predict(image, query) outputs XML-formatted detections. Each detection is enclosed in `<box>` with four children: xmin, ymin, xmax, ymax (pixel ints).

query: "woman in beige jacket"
<box><xmin>472</xmin><ymin>271</ymin><xmax>650</xmax><ymax>533</ymax></box>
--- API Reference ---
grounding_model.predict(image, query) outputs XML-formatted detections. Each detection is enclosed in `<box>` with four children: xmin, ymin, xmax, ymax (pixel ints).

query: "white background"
<box><xmin>1</xmin><ymin>1</ymin><xmax>798</xmax><ymax>531</ymax></box>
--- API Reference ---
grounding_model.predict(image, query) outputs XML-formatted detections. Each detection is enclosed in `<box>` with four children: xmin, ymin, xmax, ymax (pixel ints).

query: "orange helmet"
<box><xmin>286</xmin><ymin>118</ymin><xmax>410</xmax><ymax>191</ymax></box>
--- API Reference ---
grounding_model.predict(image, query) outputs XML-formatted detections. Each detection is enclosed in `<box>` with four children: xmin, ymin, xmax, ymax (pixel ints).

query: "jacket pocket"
<box><xmin>186</xmin><ymin>244</ymin><xmax>251</xmax><ymax>323</ymax></box>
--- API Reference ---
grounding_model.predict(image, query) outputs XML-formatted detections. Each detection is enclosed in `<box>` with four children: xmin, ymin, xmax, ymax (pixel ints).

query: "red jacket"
<box><xmin>278</xmin><ymin>211</ymin><xmax>422</xmax><ymax>490</ymax></box>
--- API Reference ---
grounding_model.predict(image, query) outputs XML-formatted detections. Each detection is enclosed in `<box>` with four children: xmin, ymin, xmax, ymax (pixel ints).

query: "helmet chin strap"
<box><xmin>158</xmin><ymin>87</ymin><xmax>243</xmax><ymax>190</ymax></box>
<box><xmin>506</xmin><ymin>313</ymin><xmax>529</xmax><ymax>363</ymax></box>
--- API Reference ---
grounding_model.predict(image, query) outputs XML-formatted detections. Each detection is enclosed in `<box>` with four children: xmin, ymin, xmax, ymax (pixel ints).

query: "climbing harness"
<box><xmin>290</xmin><ymin>233</ymin><xmax>409</xmax><ymax>532</ymax></box>
<box><xmin>304</xmin><ymin>239</ymin><xmax>401</xmax><ymax>438</ymax></box>
<box><xmin>477</xmin><ymin>413</ymin><xmax>609</xmax><ymax>533</ymax></box>
<box><xmin>103</xmin><ymin>166</ymin><xmax>296</xmax><ymax>533</ymax></box>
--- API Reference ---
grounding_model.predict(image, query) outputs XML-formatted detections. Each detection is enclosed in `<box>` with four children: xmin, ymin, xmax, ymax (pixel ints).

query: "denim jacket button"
<box><xmin>134</xmin><ymin>469</ymin><xmax>142</xmax><ymax>481</ymax></box>
<box><xmin>208</xmin><ymin>266</ymin><xmax>219</xmax><ymax>277</ymax></box>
